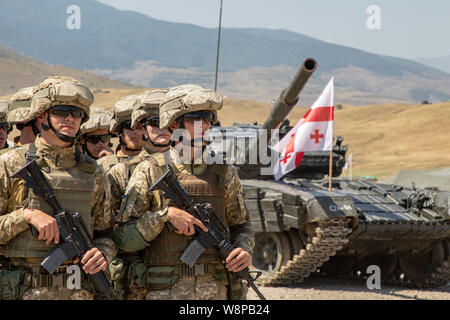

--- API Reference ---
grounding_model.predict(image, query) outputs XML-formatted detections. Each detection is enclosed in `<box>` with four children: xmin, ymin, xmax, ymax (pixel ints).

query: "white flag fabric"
<box><xmin>273</xmin><ymin>77</ymin><xmax>334</xmax><ymax>180</ymax></box>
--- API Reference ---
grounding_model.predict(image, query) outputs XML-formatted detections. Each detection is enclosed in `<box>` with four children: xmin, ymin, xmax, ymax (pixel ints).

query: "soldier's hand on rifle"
<box><xmin>81</xmin><ymin>247</ymin><xmax>107</xmax><ymax>274</ymax></box>
<box><xmin>23</xmin><ymin>208</ymin><xmax>60</xmax><ymax>245</ymax></box>
<box><xmin>225</xmin><ymin>247</ymin><xmax>252</xmax><ymax>272</ymax></box>
<box><xmin>167</xmin><ymin>206</ymin><xmax>208</xmax><ymax>236</ymax></box>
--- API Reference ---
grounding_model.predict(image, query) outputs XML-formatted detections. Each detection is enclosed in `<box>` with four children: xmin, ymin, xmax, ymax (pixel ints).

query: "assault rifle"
<box><xmin>12</xmin><ymin>158</ymin><xmax>120</xmax><ymax>300</ymax></box>
<box><xmin>150</xmin><ymin>166</ymin><xmax>266</xmax><ymax>300</ymax></box>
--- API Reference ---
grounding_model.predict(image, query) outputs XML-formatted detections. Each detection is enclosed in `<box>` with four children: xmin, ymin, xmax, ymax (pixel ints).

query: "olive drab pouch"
<box><xmin>0</xmin><ymin>270</ymin><xmax>30</xmax><ymax>300</ymax></box>
<box><xmin>127</xmin><ymin>261</ymin><xmax>148</xmax><ymax>291</ymax></box>
<box><xmin>144</xmin><ymin>266</ymin><xmax>179</xmax><ymax>291</ymax></box>
<box><xmin>127</xmin><ymin>262</ymin><xmax>179</xmax><ymax>292</ymax></box>
<box><xmin>105</xmin><ymin>258</ymin><xmax>127</xmax><ymax>293</ymax></box>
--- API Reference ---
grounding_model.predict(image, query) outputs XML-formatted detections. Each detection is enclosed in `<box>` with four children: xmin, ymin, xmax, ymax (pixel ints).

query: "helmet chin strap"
<box><xmin>81</xmin><ymin>142</ymin><xmax>99</xmax><ymax>160</ymax></box>
<box><xmin>175</xmin><ymin>118</ymin><xmax>212</xmax><ymax>148</ymax></box>
<box><xmin>119</xmin><ymin>135</ymin><xmax>142</xmax><ymax>152</ymax></box>
<box><xmin>30</xmin><ymin>120</ymin><xmax>40</xmax><ymax>136</ymax></box>
<box><xmin>42</xmin><ymin>115</ymin><xmax>79</xmax><ymax>145</ymax></box>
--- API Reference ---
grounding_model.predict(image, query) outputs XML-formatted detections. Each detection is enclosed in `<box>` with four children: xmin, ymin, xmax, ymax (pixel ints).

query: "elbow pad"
<box><xmin>113</xmin><ymin>221</ymin><xmax>150</xmax><ymax>253</ymax></box>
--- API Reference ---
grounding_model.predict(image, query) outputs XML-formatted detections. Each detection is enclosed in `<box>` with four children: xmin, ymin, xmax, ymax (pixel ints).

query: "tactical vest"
<box><xmin>144</xmin><ymin>165</ymin><xmax>227</xmax><ymax>266</ymax></box>
<box><xmin>124</xmin><ymin>149</ymin><xmax>170</xmax><ymax>193</ymax></box>
<box><xmin>98</xmin><ymin>153</ymin><xmax>129</xmax><ymax>173</ymax></box>
<box><xmin>0</xmin><ymin>144</ymin><xmax>97</xmax><ymax>259</ymax></box>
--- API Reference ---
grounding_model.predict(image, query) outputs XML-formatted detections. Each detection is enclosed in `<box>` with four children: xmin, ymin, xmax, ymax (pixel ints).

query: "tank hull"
<box><xmin>243</xmin><ymin>178</ymin><xmax>450</xmax><ymax>287</ymax></box>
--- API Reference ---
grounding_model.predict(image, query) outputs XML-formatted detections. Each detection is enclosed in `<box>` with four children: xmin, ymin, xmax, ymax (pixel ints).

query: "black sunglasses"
<box><xmin>144</xmin><ymin>117</ymin><xmax>160</xmax><ymax>128</ymax></box>
<box><xmin>183</xmin><ymin>111</ymin><xmax>214</xmax><ymax>123</ymax></box>
<box><xmin>49</xmin><ymin>105</ymin><xmax>85</xmax><ymax>119</ymax></box>
<box><xmin>85</xmin><ymin>134</ymin><xmax>111</xmax><ymax>144</ymax></box>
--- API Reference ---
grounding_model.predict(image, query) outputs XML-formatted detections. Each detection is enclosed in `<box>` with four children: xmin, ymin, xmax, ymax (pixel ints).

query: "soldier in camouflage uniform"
<box><xmin>114</xmin><ymin>85</ymin><xmax>255</xmax><ymax>300</ymax></box>
<box><xmin>78</xmin><ymin>107</ymin><xmax>114</xmax><ymax>160</ymax></box>
<box><xmin>0</xmin><ymin>100</ymin><xmax>12</xmax><ymax>151</ymax></box>
<box><xmin>107</xmin><ymin>89</ymin><xmax>169</xmax><ymax>219</ymax></box>
<box><xmin>0</xmin><ymin>76</ymin><xmax>116</xmax><ymax>300</ymax></box>
<box><xmin>6</xmin><ymin>86</ymin><xmax>40</xmax><ymax>149</ymax></box>
<box><xmin>101</xmin><ymin>89</ymin><xmax>174</xmax><ymax>298</ymax></box>
<box><xmin>97</xmin><ymin>95</ymin><xmax>144</xmax><ymax>173</ymax></box>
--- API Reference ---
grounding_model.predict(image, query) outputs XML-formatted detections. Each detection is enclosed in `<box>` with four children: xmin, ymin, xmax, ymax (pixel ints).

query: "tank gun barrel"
<box><xmin>262</xmin><ymin>58</ymin><xmax>317</xmax><ymax>132</ymax></box>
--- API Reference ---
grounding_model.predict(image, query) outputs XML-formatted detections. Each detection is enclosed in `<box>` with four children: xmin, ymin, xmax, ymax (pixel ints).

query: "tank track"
<box><xmin>260</xmin><ymin>217</ymin><xmax>353</xmax><ymax>287</ymax></box>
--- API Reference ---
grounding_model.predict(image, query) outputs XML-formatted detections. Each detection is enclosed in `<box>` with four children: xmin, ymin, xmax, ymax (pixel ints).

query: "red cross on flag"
<box><xmin>273</xmin><ymin>77</ymin><xmax>334</xmax><ymax>180</ymax></box>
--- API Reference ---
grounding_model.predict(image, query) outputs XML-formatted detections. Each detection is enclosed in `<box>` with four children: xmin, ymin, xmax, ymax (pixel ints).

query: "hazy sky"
<box><xmin>96</xmin><ymin>0</ymin><xmax>449</xmax><ymax>60</ymax></box>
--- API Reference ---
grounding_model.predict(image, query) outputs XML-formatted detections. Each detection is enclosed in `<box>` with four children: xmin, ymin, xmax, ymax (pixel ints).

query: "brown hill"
<box><xmin>0</xmin><ymin>46</ymin><xmax>136</xmax><ymax>96</ymax></box>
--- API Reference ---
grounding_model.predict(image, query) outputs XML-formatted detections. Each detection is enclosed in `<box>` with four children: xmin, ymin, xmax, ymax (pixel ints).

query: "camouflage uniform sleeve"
<box><xmin>118</xmin><ymin>159</ymin><xmax>167</xmax><ymax>243</ymax></box>
<box><xmin>224</xmin><ymin>165</ymin><xmax>255</xmax><ymax>254</ymax></box>
<box><xmin>0</xmin><ymin>153</ymin><xmax>29</xmax><ymax>245</ymax></box>
<box><xmin>91</xmin><ymin>166</ymin><xmax>117</xmax><ymax>263</ymax></box>
<box><xmin>107</xmin><ymin>163</ymin><xmax>127</xmax><ymax>219</ymax></box>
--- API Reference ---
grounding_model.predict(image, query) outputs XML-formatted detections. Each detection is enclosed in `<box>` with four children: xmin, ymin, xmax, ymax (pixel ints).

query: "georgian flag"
<box><xmin>273</xmin><ymin>78</ymin><xmax>334</xmax><ymax>180</ymax></box>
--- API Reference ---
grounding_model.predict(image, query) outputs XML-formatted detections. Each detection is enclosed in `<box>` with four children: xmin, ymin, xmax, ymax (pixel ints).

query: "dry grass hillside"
<box><xmin>0</xmin><ymin>46</ymin><xmax>136</xmax><ymax>96</ymax></box>
<box><xmin>219</xmin><ymin>99</ymin><xmax>450</xmax><ymax>178</ymax></box>
<box><xmin>2</xmin><ymin>87</ymin><xmax>449</xmax><ymax>179</ymax></box>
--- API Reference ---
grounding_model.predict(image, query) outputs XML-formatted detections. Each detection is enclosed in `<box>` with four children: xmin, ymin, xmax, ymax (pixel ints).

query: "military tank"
<box><xmin>207</xmin><ymin>58</ymin><xmax>450</xmax><ymax>288</ymax></box>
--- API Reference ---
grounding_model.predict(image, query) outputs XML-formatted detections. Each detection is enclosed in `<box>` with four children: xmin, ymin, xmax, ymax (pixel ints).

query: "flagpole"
<box><xmin>329</xmin><ymin>149</ymin><xmax>333</xmax><ymax>192</ymax></box>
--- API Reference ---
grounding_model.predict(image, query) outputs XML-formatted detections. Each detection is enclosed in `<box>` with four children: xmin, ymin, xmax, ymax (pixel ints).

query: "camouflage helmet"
<box><xmin>0</xmin><ymin>100</ymin><xmax>9</xmax><ymax>123</ymax></box>
<box><xmin>131</xmin><ymin>89</ymin><xmax>168</xmax><ymax>129</ymax></box>
<box><xmin>7</xmin><ymin>86</ymin><xmax>37</xmax><ymax>124</ymax></box>
<box><xmin>0</xmin><ymin>100</ymin><xmax>12</xmax><ymax>133</ymax></box>
<box><xmin>110</xmin><ymin>95</ymin><xmax>140</xmax><ymax>134</ymax></box>
<box><xmin>29</xmin><ymin>76</ymin><xmax>94</xmax><ymax>122</ymax></box>
<box><xmin>80</xmin><ymin>107</ymin><xmax>113</xmax><ymax>135</ymax></box>
<box><xmin>159</xmin><ymin>84</ymin><xmax>223</xmax><ymax>130</ymax></box>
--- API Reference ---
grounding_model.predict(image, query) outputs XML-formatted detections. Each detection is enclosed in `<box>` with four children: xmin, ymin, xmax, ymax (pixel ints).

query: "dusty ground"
<box><xmin>247</xmin><ymin>277</ymin><xmax>450</xmax><ymax>300</ymax></box>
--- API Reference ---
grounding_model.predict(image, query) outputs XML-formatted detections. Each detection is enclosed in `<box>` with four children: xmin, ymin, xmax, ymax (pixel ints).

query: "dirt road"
<box><xmin>247</xmin><ymin>278</ymin><xmax>450</xmax><ymax>300</ymax></box>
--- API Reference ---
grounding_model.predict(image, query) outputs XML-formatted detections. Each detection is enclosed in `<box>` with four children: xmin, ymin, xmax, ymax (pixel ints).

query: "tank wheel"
<box><xmin>356</xmin><ymin>255</ymin><xmax>398</xmax><ymax>279</ymax></box>
<box><xmin>318</xmin><ymin>256</ymin><xmax>355</xmax><ymax>277</ymax></box>
<box><xmin>253</xmin><ymin>232</ymin><xmax>291</xmax><ymax>272</ymax></box>
<box><xmin>286</xmin><ymin>229</ymin><xmax>303</xmax><ymax>258</ymax></box>
<box><xmin>398</xmin><ymin>241</ymin><xmax>448</xmax><ymax>286</ymax></box>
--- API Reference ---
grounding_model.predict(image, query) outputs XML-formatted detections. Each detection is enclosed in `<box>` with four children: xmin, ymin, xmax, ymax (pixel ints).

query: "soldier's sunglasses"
<box><xmin>182</xmin><ymin>111</ymin><xmax>214</xmax><ymax>123</ymax></box>
<box><xmin>144</xmin><ymin>117</ymin><xmax>160</xmax><ymax>128</ymax></box>
<box><xmin>49</xmin><ymin>106</ymin><xmax>85</xmax><ymax>119</ymax></box>
<box><xmin>85</xmin><ymin>134</ymin><xmax>111</xmax><ymax>144</ymax></box>
<box><xmin>0</xmin><ymin>123</ymin><xmax>10</xmax><ymax>131</ymax></box>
